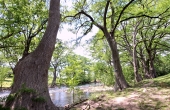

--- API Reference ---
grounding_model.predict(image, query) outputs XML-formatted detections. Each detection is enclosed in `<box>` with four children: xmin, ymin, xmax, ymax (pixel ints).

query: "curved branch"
<box><xmin>110</xmin><ymin>1</ymin><xmax>115</xmax><ymax>30</ymax></box>
<box><xmin>0</xmin><ymin>30</ymin><xmax>23</xmax><ymax>41</ymax></box>
<box><xmin>113</xmin><ymin>0</ymin><xmax>135</xmax><ymax>33</ymax></box>
<box><xmin>120</xmin><ymin>6</ymin><xmax>170</xmax><ymax>23</ymax></box>
<box><xmin>64</xmin><ymin>10</ymin><xmax>104</xmax><ymax>31</ymax></box>
<box><xmin>104</xmin><ymin>1</ymin><xmax>110</xmax><ymax>28</ymax></box>
<box><xmin>120</xmin><ymin>14</ymin><xmax>159</xmax><ymax>23</ymax></box>
<box><xmin>80</xmin><ymin>10</ymin><xmax>104</xmax><ymax>31</ymax></box>
<box><xmin>30</xmin><ymin>19</ymin><xmax>48</xmax><ymax>38</ymax></box>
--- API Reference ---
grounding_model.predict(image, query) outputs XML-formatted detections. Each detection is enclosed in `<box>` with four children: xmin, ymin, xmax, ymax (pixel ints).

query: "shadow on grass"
<box><xmin>3</xmin><ymin>80</ymin><xmax>12</xmax><ymax>83</ymax></box>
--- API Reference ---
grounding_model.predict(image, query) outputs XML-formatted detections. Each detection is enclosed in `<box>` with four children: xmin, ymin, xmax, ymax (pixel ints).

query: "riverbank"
<box><xmin>71</xmin><ymin>76</ymin><xmax>170</xmax><ymax>110</ymax></box>
<box><xmin>0</xmin><ymin>83</ymin><xmax>113</xmax><ymax>107</ymax></box>
<box><xmin>1</xmin><ymin>74</ymin><xmax>170</xmax><ymax>109</ymax></box>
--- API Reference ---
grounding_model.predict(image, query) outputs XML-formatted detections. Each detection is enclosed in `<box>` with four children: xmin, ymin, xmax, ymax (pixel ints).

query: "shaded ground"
<box><xmin>71</xmin><ymin>78</ymin><xmax>170</xmax><ymax>110</ymax></box>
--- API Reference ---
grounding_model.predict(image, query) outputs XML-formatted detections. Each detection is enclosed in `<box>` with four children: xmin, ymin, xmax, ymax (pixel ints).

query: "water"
<box><xmin>49</xmin><ymin>86</ymin><xmax>91</xmax><ymax>107</ymax></box>
<box><xmin>0</xmin><ymin>83</ymin><xmax>101</xmax><ymax>107</ymax></box>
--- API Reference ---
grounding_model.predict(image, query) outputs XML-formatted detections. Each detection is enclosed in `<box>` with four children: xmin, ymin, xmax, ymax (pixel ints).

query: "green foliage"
<box><xmin>63</xmin><ymin>0</ymin><xmax>170</xmax><ymax>86</ymax></box>
<box><xmin>155</xmin><ymin>54</ymin><xmax>170</xmax><ymax>76</ymax></box>
<box><xmin>6</xmin><ymin>93</ymin><xmax>16</xmax><ymax>102</ymax></box>
<box><xmin>92</xmin><ymin>62</ymin><xmax>114</xmax><ymax>86</ymax></box>
<box><xmin>32</xmin><ymin>96</ymin><xmax>46</xmax><ymax>103</ymax></box>
<box><xmin>0</xmin><ymin>0</ymin><xmax>48</xmax><ymax>65</ymax></box>
<box><xmin>122</xmin><ymin>66</ymin><xmax>134</xmax><ymax>84</ymax></box>
<box><xmin>0</xmin><ymin>67</ymin><xmax>10</xmax><ymax>88</ymax></box>
<box><xmin>89</xmin><ymin>32</ymin><xmax>114</xmax><ymax>85</ymax></box>
<box><xmin>19</xmin><ymin>84</ymin><xmax>36</xmax><ymax>94</ymax></box>
<box><xmin>0</xmin><ymin>105</ymin><xmax>10</xmax><ymax>110</ymax></box>
<box><xmin>61</xmin><ymin>53</ymin><xmax>92</xmax><ymax>86</ymax></box>
<box><xmin>0</xmin><ymin>53</ymin><xmax>12</xmax><ymax>88</ymax></box>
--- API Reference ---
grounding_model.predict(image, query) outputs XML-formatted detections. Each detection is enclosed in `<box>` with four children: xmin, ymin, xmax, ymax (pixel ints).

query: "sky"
<box><xmin>57</xmin><ymin>25</ymin><xmax>98</xmax><ymax>57</ymax></box>
<box><xmin>55</xmin><ymin>1</ymin><xmax>99</xmax><ymax>57</ymax></box>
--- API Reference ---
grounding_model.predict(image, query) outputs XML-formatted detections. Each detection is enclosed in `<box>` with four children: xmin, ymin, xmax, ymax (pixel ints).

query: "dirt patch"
<box><xmin>81</xmin><ymin>86</ymin><xmax>113</xmax><ymax>93</ymax></box>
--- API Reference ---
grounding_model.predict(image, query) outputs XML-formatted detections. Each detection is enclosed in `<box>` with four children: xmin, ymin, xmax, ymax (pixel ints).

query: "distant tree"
<box><xmin>50</xmin><ymin>39</ymin><xmax>67</xmax><ymax>87</ymax></box>
<box><xmin>61</xmin><ymin>53</ymin><xmax>92</xmax><ymax>86</ymax></box>
<box><xmin>89</xmin><ymin>31</ymin><xmax>114</xmax><ymax>85</ymax></box>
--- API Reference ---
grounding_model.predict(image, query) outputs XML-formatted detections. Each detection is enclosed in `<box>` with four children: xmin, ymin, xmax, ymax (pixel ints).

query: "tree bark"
<box><xmin>132</xmin><ymin>24</ymin><xmax>142</xmax><ymax>82</ymax></box>
<box><xmin>51</xmin><ymin>67</ymin><xmax>57</xmax><ymax>88</ymax></box>
<box><xmin>149</xmin><ymin>60</ymin><xmax>157</xmax><ymax>78</ymax></box>
<box><xmin>5</xmin><ymin>0</ymin><xmax>61</xmax><ymax>110</ymax></box>
<box><xmin>133</xmin><ymin>46</ymin><xmax>142</xmax><ymax>82</ymax></box>
<box><xmin>149</xmin><ymin>51</ymin><xmax>157</xmax><ymax>78</ymax></box>
<box><xmin>105</xmin><ymin>32</ymin><xmax>129</xmax><ymax>91</ymax></box>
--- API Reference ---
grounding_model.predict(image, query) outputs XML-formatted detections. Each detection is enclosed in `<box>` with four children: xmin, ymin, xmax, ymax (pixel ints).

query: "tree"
<box><xmin>0</xmin><ymin>0</ymin><xmax>48</xmax><ymax>56</ymax></box>
<box><xmin>89</xmin><ymin>31</ymin><xmax>114</xmax><ymax>85</ymax></box>
<box><xmin>61</xmin><ymin>53</ymin><xmax>92</xmax><ymax>86</ymax></box>
<box><xmin>119</xmin><ymin>19</ymin><xmax>143</xmax><ymax>82</ymax></box>
<box><xmin>50</xmin><ymin>39</ymin><xmax>67</xmax><ymax>87</ymax></box>
<box><xmin>138</xmin><ymin>18</ymin><xmax>170</xmax><ymax>78</ymax></box>
<box><xmin>0</xmin><ymin>53</ymin><xmax>12</xmax><ymax>90</ymax></box>
<box><xmin>0</xmin><ymin>0</ymin><xmax>48</xmax><ymax>77</ymax></box>
<box><xmin>115</xmin><ymin>0</ymin><xmax>170</xmax><ymax>80</ymax></box>
<box><xmin>63</xmin><ymin>0</ymin><xmax>139</xmax><ymax>91</ymax></box>
<box><xmin>5</xmin><ymin>0</ymin><xmax>60</xmax><ymax>110</ymax></box>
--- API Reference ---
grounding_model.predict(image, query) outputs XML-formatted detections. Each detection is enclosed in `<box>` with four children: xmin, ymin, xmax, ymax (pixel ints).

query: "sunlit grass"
<box><xmin>85</xmin><ymin>74</ymin><xmax>170</xmax><ymax>110</ymax></box>
<box><xmin>0</xmin><ymin>76</ymin><xmax>55</xmax><ymax>88</ymax></box>
<box><xmin>1</xmin><ymin>77</ymin><xmax>13</xmax><ymax>88</ymax></box>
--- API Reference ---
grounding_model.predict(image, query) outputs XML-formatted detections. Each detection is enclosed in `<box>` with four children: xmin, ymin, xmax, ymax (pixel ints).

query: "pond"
<box><xmin>0</xmin><ymin>83</ymin><xmax>109</xmax><ymax>107</ymax></box>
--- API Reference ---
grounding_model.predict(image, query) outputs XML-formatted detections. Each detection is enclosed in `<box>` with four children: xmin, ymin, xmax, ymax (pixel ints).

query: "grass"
<box><xmin>74</xmin><ymin>73</ymin><xmax>170</xmax><ymax>110</ymax></box>
<box><xmin>1</xmin><ymin>77</ymin><xmax>13</xmax><ymax>88</ymax></box>
<box><xmin>0</xmin><ymin>76</ymin><xmax>54</xmax><ymax>88</ymax></box>
<box><xmin>2</xmin><ymin>73</ymin><xmax>170</xmax><ymax>109</ymax></box>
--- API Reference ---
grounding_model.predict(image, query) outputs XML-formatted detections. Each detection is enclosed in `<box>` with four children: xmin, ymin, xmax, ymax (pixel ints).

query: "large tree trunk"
<box><xmin>105</xmin><ymin>33</ymin><xmax>129</xmax><ymax>91</ymax></box>
<box><xmin>5</xmin><ymin>0</ymin><xmax>61</xmax><ymax>110</ymax></box>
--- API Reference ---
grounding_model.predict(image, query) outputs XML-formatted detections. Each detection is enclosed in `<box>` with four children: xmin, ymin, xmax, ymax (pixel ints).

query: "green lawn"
<box><xmin>2</xmin><ymin>73</ymin><xmax>170</xmax><ymax>88</ymax></box>
<box><xmin>0</xmin><ymin>76</ymin><xmax>54</xmax><ymax>88</ymax></box>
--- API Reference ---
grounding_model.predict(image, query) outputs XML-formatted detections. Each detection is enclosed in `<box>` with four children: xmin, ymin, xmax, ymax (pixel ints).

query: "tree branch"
<box><xmin>64</xmin><ymin>10</ymin><xmax>104</xmax><ymax>31</ymax></box>
<box><xmin>104</xmin><ymin>1</ymin><xmax>110</xmax><ymax>28</ymax></box>
<box><xmin>120</xmin><ymin>14</ymin><xmax>159</xmax><ymax>23</ymax></box>
<box><xmin>0</xmin><ymin>30</ymin><xmax>23</xmax><ymax>41</ymax></box>
<box><xmin>110</xmin><ymin>1</ymin><xmax>115</xmax><ymax>31</ymax></box>
<box><xmin>80</xmin><ymin>10</ymin><xmax>104</xmax><ymax>31</ymax></box>
<box><xmin>112</xmin><ymin>0</ymin><xmax>135</xmax><ymax>33</ymax></box>
<box><xmin>120</xmin><ymin>6</ymin><xmax>170</xmax><ymax>23</ymax></box>
<box><xmin>30</xmin><ymin>19</ymin><xmax>48</xmax><ymax>38</ymax></box>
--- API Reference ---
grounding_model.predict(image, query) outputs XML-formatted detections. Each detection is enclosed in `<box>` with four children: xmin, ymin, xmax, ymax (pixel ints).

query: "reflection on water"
<box><xmin>49</xmin><ymin>85</ymin><xmax>93</xmax><ymax>107</ymax></box>
<box><xmin>0</xmin><ymin>83</ymin><xmax>101</xmax><ymax>107</ymax></box>
<box><xmin>50</xmin><ymin>90</ymin><xmax>91</xmax><ymax>107</ymax></box>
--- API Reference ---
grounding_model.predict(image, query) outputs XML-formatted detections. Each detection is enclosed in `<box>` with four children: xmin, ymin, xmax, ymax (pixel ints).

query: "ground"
<box><xmin>71</xmin><ymin>76</ymin><xmax>170</xmax><ymax>110</ymax></box>
<box><xmin>2</xmin><ymin>74</ymin><xmax>170</xmax><ymax>110</ymax></box>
